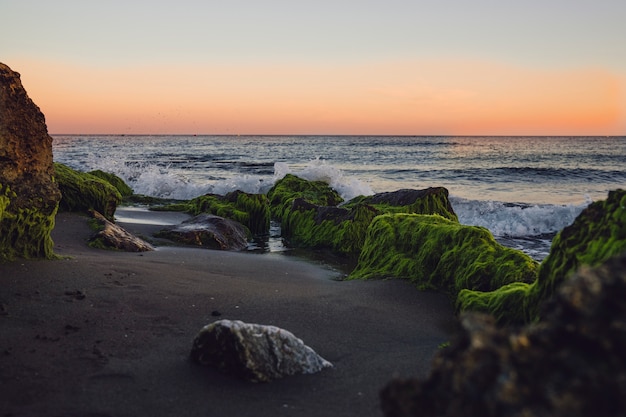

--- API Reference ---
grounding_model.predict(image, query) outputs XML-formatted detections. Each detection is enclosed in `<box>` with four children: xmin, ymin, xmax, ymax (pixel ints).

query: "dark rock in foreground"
<box><xmin>88</xmin><ymin>210</ymin><xmax>154</xmax><ymax>252</ymax></box>
<box><xmin>380</xmin><ymin>252</ymin><xmax>626</xmax><ymax>417</ymax></box>
<box><xmin>190</xmin><ymin>319</ymin><xmax>332</xmax><ymax>382</ymax></box>
<box><xmin>156</xmin><ymin>213</ymin><xmax>250</xmax><ymax>250</ymax></box>
<box><xmin>0</xmin><ymin>62</ymin><xmax>62</xmax><ymax>261</ymax></box>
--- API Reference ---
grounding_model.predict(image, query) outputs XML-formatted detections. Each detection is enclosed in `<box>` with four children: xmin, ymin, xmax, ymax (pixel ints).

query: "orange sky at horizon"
<box><xmin>11</xmin><ymin>58</ymin><xmax>625</xmax><ymax>136</ymax></box>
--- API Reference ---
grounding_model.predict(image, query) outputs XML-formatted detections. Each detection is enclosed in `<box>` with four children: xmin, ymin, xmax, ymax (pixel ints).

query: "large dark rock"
<box><xmin>156</xmin><ymin>213</ymin><xmax>250</xmax><ymax>250</ymax></box>
<box><xmin>190</xmin><ymin>319</ymin><xmax>332</xmax><ymax>382</ymax></box>
<box><xmin>380</xmin><ymin>252</ymin><xmax>626</xmax><ymax>417</ymax></box>
<box><xmin>0</xmin><ymin>62</ymin><xmax>61</xmax><ymax>261</ymax></box>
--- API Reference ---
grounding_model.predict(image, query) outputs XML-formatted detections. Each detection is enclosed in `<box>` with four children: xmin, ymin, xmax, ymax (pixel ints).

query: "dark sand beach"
<box><xmin>1</xmin><ymin>211</ymin><xmax>456</xmax><ymax>417</ymax></box>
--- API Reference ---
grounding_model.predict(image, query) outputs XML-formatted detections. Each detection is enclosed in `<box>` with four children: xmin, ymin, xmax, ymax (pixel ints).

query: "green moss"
<box><xmin>157</xmin><ymin>190</ymin><xmax>270</xmax><ymax>236</ymax></box>
<box><xmin>349</xmin><ymin>214</ymin><xmax>539</xmax><ymax>295</ymax></box>
<box><xmin>54</xmin><ymin>163</ymin><xmax>121</xmax><ymax>220</ymax></box>
<box><xmin>88</xmin><ymin>169</ymin><xmax>133</xmax><ymax>197</ymax></box>
<box><xmin>344</xmin><ymin>187</ymin><xmax>458</xmax><ymax>222</ymax></box>
<box><xmin>457</xmin><ymin>189</ymin><xmax>626</xmax><ymax>324</ymax></box>
<box><xmin>0</xmin><ymin>183</ymin><xmax>58</xmax><ymax>262</ymax></box>
<box><xmin>267</xmin><ymin>174</ymin><xmax>344</xmax><ymax>220</ymax></box>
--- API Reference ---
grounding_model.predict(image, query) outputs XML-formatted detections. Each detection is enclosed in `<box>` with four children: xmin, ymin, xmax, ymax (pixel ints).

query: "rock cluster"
<box><xmin>380</xmin><ymin>252</ymin><xmax>626</xmax><ymax>417</ymax></box>
<box><xmin>190</xmin><ymin>319</ymin><xmax>332</xmax><ymax>382</ymax></box>
<box><xmin>0</xmin><ymin>62</ymin><xmax>61</xmax><ymax>261</ymax></box>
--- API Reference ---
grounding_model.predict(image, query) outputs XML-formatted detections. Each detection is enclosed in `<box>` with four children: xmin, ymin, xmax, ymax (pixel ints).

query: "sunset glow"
<box><xmin>3</xmin><ymin>1</ymin><xmax>625</xmax><ymax>136</ymax></box>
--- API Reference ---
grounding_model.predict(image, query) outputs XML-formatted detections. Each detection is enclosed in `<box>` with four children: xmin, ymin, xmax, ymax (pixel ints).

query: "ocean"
<box><xmin>52</xmin><ymin>135</ymin><xmax>626</xmax><ymax>261</ymax></box>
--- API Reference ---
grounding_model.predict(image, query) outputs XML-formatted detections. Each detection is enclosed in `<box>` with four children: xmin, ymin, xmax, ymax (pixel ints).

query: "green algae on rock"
<box><xmin>157</xmin><ymin>190</ymin><xmax>270</xmax><ymax>236</ymax></box>
<box><xmin>88</xmin><ymin>169</ymin><xmax>133</xmax><ymax>198</ymax></box>
<box><xmin>0</xmin><ymin>63</ymin><xmax>61</xmax><ymax>261</ymax></box>
<box><xmin>267</xmin><ymin>176</ymin><xmax>460</xmax><ymax>256</ymax></box>
<box><xmin>344</xmin><ymin>187</ymin><xmax>458</xmax><ymax>222</ymax></box>
<box><xmin>54</xmin><ymin>163</ymin><xmax>122</xmax><ymax>220</ymax></box>
<box><xmin>457</xmin><ymin>189</ymin><xmax>626</xmax><ymax>324</ymax></box>
<box><xmin>349</xmin><ymin>214</ymin><xmax>539</xmax><ymax>296</ymax></box>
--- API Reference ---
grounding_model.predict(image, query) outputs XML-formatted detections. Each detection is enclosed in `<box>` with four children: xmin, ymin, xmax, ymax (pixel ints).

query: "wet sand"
<box><xmin>0</xmin><ymin>210</ymin><xmax>456</xmax><ymax>417</ymax></box>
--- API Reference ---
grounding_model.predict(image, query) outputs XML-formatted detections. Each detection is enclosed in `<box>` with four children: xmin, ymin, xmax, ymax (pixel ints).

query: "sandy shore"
<box><xmin>0</xmin><ymin>210</ymin><xmax>456</xmax><ymax>417</ymax></box>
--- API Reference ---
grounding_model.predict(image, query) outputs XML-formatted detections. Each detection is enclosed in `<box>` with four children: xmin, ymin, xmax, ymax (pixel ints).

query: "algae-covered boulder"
<box><xmin>160</xmin><ymin>190</ymin><xmax>270</xmax><ymax>236</ymax></box>
<box><xmin>349</xmin><ymin>214</ymin><xmax>538</xmax><ymax>297</ymax></box>
<box><xmin>0</xmin><ymin>63</ymin><xmax>62</xmax><ymax>261</ymax></box>
<box><xmin>267</xmin><ymin>176</ymin><xmax>459</xmax><ymax>256</ymax></box>
<box><xmin>457</xmin><ymin>189</ymin><xmax>626</xmax><ymax>324</ymax></box>
<box><xmin>54</xmin><ymin>163</ymin><xmax>122</xmax><ymax>220</ymax></box>
<box><xmin>344</xmin><ymin>187</ymin><xmax>458</xmax><ymax>222</ymax></box>
<box><xmin>380</xmin><ymin>253</ymin><xmax>626</xmax><ymax>417</ymax></box>
<box><xmin>88</xmin><ymin>169</ymin><xmax>133</xmax><ymax>198</ymax></box>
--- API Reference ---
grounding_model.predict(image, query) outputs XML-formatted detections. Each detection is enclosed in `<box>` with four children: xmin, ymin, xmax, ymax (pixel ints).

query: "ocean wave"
<box><xmin>450</xmin><ymin>196</ymin><xmax>588</xmax><ymax>238</ymax></box>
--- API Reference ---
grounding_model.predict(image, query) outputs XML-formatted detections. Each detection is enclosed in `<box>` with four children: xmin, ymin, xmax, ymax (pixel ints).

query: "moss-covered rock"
<box><xmin>457</xmin><ymin>189</ymin><xmax>626</xmax><ymax>324</ymax></box>
<box><xmin>1</xmin><ymin>63</ymin><xmax>61</xmax><ymax>261</ymax></box>
<box><xmin>344</xmin><ymin>187</ymin><xmax>458</xmax><ymax>222</ymax></box>
<box><xmin>267</xmin><ymin>174</ymin><xmax>344</xmax><ymax>220</ymax></box>
<box><xmin>349</xmin><ymin>214</ymin><xmax>539</xmax><ymax>297</ymax></box>
<box><xmin>267</xmin><ymin>176</ymin><xmax>459</xmax><ymax>257</ymax></box>
<box><xmin>54</xmin><ymin>163</ymin><xmax>121</xmax><ymax>220</ymax></box>
<box><xmin>158</xmin><ymin>190</ymin><xmax>270</xmax><ymax>236</ymax></box>
<box><xmin>88</xmin><ymin>170</ymin><xmax>133</xmax><ymax>197</ymax></box>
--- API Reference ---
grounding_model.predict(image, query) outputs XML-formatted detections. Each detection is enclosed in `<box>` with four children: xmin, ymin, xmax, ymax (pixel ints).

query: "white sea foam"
<box><xmin>451</xmin><ymin>196</ymin><xmax>588</xmax><ymax>238</ymax></box>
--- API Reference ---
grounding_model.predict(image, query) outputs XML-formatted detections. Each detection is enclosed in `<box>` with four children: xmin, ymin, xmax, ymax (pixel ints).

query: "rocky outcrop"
<box><xmin>0</xmin><ymin>62</ymin><xmax>61</xmax><ymax>261</ymax></box>
<box><xmin>88</xmin><ymin>169</ymin><xmax>133</xmax><ymax>198</ymax></box>
<box><xmin>349</xmin><ymin>213</ymin><xmax>538</xmax><ymax>295</ymax></box>
<box><xmin>267</xmin><ymin>175</ymin><xmax>458</xmax><ymax>257</ymax></box>
<box><xmin>190</xmin><ymin>319</ymin><xmax>332</xmax><ymax>382</ymax></box>
<box><xmin>155</xmin><ymin>213</ymin><xmax>250</xmax><ymax>250</ymax></box>
<box><xmin>54</xmin><ymin>163</ymin><xmax>122</xmax><ymax>220</ymax></box>
<box><xmin>88</xmin><ymin>210</ymin><xmax>154</xmax><ymax>252</ymax></box>
<box><xmin>457</xmin><ymin>189</ymin><xmax>626</xmax><ymax>324</ymax></box>
<box><xmin>380</xmin><ymin>252</ymin><xmax>626</xmax><ymax>417</ymax></box>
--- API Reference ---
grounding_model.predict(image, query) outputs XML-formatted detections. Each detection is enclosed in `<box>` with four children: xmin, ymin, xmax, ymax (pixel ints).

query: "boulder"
<box><xmin>158</xmin><ymin>190</ymin><xmax>270</xmax><ymax>236</ymax></box>
<box><xmin>380</xmin><ymin>252</ymin><xmax>626</xmax><ymax>417</ymax></box>
<box><xmin>54</xmin><ymin>163</ymin><xmax>122</xmax><ymax>220</ymax></box>
<box><xmin>0</xmin><ymin>62</ymin><xmax>62</xmax><ymax>261</ymax></box>
<box><xmin>349</xmin><ymin>214</ymin><xmax>538</xmax><ymax>295</ymax></box>
<box><xmin>88</xmin><ymin>210</ymin><xmax>154</xmax><ymax>252</ymax></box>
<box><xmin>88</xmin><ymin>169</ymin><xmax>133</xmax><ymax>198</ymax></box>
<box><xmin>155</xmin><ymin>213</ymin><xmax>250</xmax><ymax>250</ymax></box>
<box><xmin>457</xmin><ymin>189</ymin><xmax>626</xmax><ymax>324</ymax></box>
<box><xmin>190</xmin><ymin>319</ymin><xmax>332</xmax><ymax>382</ymax></box>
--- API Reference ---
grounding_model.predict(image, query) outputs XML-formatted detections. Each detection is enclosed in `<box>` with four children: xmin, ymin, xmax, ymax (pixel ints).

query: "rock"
<box><xmin>159</xmin><ymin>190</ymin><xmax>270</xmax><ymax>236</ymax></box>
<box><xmin>380</xmin><ymin>252</ymin><xmax>626</xmax><ymax>417</ymax></box>
<box><xmin>267</xmin><ymin>175</ymin><xmax>458</xmax><ymax>257</ymax></box>
<box><xmin>88</xmin><ymin>210</ymin><xmax>154</xmax><ymax>252</ymax></box>
<box><xmin>155</xmin><ymin>213</ymin><xmax>250</xmax><ymax>250</ymax></box>
<box><xmin>349</xmin><ymin>213</ymin><xmax>538</xmax><ymax>295</ymax></box>
<box><xmin>88</xmin><ymin>169</ymin><xmax>133</xmax><ymax>198</ymax></box>
<box><xmin>54</xmin><ymin>163</ymin><xmax>122</xmax><ymax>220</ymax></box>
<box><xmin>190</xmin><ymin>319</ymin><xmax>332</xmax><ymax>382</ymax></box>
<box><xmin>0</xmin><ymin>62</ymin><xmax>62</xmax><ymax>261</ymax></box>
<box><xmin>457</xmin><ymin>189</ymin><xmax>626</xmax><ymax>324</ymax></box>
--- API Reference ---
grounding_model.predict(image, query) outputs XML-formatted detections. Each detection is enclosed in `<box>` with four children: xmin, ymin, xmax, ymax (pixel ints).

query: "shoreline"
<box><xmin>0</xmin><ymin>211</ymin><xmax>457</xmax><ymax>417</ymax></box>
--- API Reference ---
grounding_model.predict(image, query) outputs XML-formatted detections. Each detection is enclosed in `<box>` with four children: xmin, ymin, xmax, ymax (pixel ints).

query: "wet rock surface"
<box><xmin>190</xmin><ymin>319</ymin><xmax>332</xmax><ymax>382</ymax></box>
<box><xmin>156</xmin><ymin>213</ymin><xmax>250</xmax><ymax>250</ymax></box>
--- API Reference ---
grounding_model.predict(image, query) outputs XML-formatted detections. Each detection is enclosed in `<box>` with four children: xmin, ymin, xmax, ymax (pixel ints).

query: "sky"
<box><xmin>1</xmin><ymin>0</ymin><xmax>625</xmax><ymax>135</ymax></box>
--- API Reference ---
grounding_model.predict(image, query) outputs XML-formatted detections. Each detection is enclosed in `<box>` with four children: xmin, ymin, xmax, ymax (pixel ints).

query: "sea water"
<box><xmin>52</xmin><ymin>135</ymin><xmax>626</xmax><ymax>260</ymax></box>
